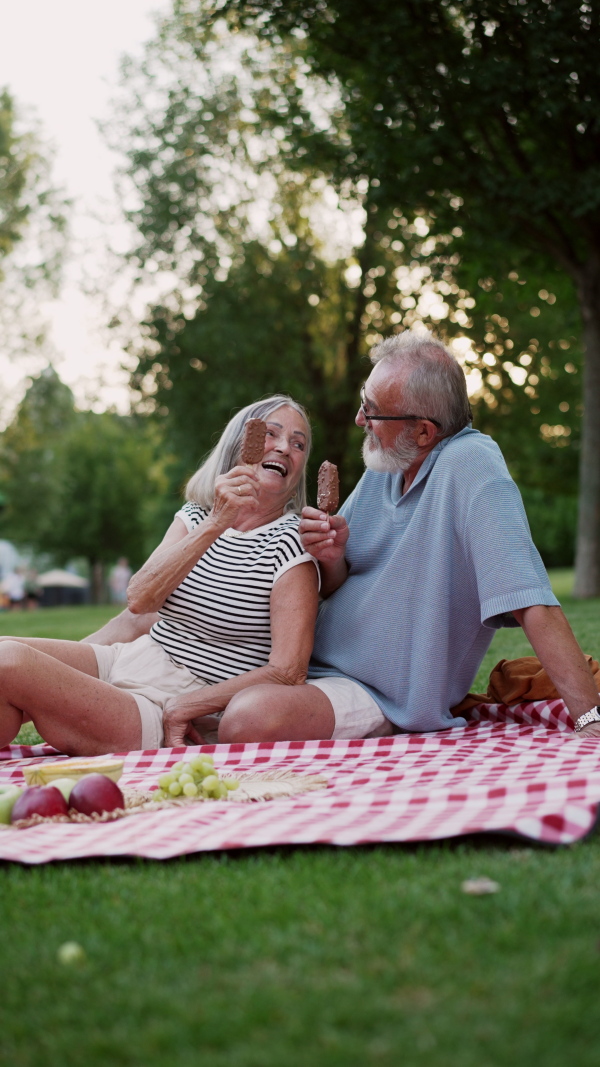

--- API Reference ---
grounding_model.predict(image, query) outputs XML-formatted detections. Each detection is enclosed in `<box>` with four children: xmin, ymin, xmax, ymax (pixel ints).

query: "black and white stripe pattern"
<box><xmin>150</xmin><ymin>503</ymin><xmax>315</xmax><ymax>682</ymax></box>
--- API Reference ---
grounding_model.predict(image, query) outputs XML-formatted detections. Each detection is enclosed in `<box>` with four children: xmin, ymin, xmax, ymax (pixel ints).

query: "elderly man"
<box><xmin>214</xmin><ymin>329</ymin><xmax>600</xmax><ymax>742</ymax></box>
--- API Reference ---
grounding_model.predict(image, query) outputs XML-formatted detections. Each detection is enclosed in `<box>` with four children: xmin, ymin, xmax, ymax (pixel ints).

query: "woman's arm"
<box><xmin>128</xmin><ymin>465</ymin><xmax>262</xmax><ymax>614</ymax></box>
<box><xmin>81</xmin><ymin>608</ymin><xmax>159</xmax><ymax>645</ymax></box>
<box><xmin>162</xmin><ymin>560</ymin><xmax>319</xmax><ymax>745</ymax></box>
<box><xmin>127</xmin><ymin>516</ymin><xmax>221</xmax><ymax>614</ymax></box>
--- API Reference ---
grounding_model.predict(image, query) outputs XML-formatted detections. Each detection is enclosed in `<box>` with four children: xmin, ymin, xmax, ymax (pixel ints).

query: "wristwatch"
<box><xmin>574</xmin><ymin>707</ymin><xmax>600</xmax><ymax>732</ymax></box>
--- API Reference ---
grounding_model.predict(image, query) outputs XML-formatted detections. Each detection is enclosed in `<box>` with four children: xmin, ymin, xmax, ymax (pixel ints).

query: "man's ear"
<box><xmin>417</xmin><ymin>420</ymin><xmax>439</xmax><ymax>447</ymax></box>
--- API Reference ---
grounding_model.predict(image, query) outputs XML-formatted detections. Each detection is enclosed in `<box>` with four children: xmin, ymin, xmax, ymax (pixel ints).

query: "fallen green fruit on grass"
<box><xmin>0</xmin><ymin>784</ymin><xmax>23</xmax><ymax>824</ymax></box>
<box><xmin>57</xmin><ymin>941</ymin><xmax>86</xmax><ymax>966</ymax></box>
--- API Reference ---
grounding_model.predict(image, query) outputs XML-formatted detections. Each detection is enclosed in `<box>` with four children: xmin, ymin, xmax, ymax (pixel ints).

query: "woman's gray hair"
<box><xmin>185</xmin><ymin>395</ymin><xmax>312</xmax><ymax>514</ymax></box>
<box><xmin>370</xmin><ymin>329</ymin><xmax>472</xmax><ymax>437</ymax></box>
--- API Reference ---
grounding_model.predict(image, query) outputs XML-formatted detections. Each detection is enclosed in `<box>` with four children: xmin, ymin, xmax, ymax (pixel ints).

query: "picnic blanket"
<box><xmin>1</xmin><ymin>698</ymin><xmax>600</xmax><ymax>864</ymax></box>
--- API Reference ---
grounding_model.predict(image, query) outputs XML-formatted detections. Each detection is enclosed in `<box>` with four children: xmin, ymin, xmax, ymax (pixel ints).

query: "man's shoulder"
<box><xmin>436</xmin><ymin>428</ymin><xmax>510</xmax><ymax>483</ymax></box>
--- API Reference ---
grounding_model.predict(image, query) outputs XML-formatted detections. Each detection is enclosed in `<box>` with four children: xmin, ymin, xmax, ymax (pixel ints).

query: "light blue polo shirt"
<box><xmin>308</xmin><ymin>427</ymin><xmax>559</xmax><ymax>731</ymax></box>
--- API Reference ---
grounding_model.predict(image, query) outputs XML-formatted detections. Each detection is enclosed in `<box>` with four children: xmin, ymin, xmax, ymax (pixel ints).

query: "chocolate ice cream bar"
<box><xmin>317</xmin><ymin>461</ymin><xmax>339</xmax><ymax>513</ymax></box>
<box><xmin>240</xmin><ymin>418</ymin><xmax>267</xmax><ymax>464</ymax></box>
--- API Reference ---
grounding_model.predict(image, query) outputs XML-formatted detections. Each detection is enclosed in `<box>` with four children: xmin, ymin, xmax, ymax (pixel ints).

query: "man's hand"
<box><xmin>574</xmin><ymin>721</ymin><xmax>600</xmax><ymax>740</ymax></box>
<box><xmin>299</xmin><ymin>507</ymin><xmax>349</xmax><ymax>564</ymax></box>
<box><xmin>163</xmin><ymin>696</ymin><xmax>206</xmax><ymax>747</ymax></box>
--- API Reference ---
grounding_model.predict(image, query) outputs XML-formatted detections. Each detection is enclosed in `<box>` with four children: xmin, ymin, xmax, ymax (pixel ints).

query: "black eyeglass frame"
<box><xmin>359</xmin><ymin>386</ymin><xmax>442</xmax><ymax>429</ymax></box>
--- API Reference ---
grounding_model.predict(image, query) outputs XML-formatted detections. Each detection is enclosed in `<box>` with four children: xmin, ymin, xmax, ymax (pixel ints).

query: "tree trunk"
<box><xmin>91</xmin><ymin>561</ymin><xmax>105</xmax><ymax>605</ymax></box>
<box><xmin>573</xmin><ymin>258</ymin><xmax>600</xmax><ymax>597</ymax></box>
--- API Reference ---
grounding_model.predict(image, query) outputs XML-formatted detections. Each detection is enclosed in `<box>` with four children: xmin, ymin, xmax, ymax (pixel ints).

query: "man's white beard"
<box><xmin>362</xmin><ymin>428</ymin><xmax>420</xmax><ymax>473</ymax></box>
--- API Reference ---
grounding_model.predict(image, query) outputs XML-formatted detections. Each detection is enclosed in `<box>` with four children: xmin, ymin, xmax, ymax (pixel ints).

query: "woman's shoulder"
<box><xmin>259</xmin><ymin>512</ymin><xmax>304</xmax><ymax>549</ymax></box>
<box><xmin>175</xmin><ymin>501</ymin><xmax>210</xmax><ymax>531</ymax></box>
<box><xmin>271</xmin><ymin>511</ymin><xmax>302</xmax><ymax>534</ymax></box>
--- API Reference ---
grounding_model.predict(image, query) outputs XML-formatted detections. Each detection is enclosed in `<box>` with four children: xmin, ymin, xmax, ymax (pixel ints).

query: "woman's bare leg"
<box><xmin>0</xmin><ymin>641</ymin><xmax>141</xmax><ymax>755</ymax></box>
<box><xmin>218</xmin><ymin>683</ymin><xmax>335</xmax><ymax>743</ymax></box>
<box><xmin>0</xmin><ymin>636</ymin><xmax>99</xmax><ymax>675</ymax></box>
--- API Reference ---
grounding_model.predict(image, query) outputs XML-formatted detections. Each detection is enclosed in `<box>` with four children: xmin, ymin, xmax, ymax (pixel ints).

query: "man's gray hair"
<box><xmin>185</xmin><ymin>395</ymin><xmax>312</xmax><ymax>514</ymax></box>
<box><xmin>370</xmin><ymin>329</ymin><xmax>472</xmax><ymax>437</ymax></box>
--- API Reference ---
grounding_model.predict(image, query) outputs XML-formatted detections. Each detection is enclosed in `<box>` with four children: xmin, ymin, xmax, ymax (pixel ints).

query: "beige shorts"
<box><xmin>307</xmin><ymin>676</ymin><xmax>398</xmax><ymax>740</ymax></box>
<box><xmin>91</xmin><ymin>634</ymin><xmax>204</xmax><ymax>750</ymax></box>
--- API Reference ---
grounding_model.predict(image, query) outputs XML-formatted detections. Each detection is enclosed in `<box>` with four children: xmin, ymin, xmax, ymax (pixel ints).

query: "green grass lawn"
<box><xmin>1</xmin><ymin>577</ymin><xmax>600</xmax><ymax>1066</ymax></box>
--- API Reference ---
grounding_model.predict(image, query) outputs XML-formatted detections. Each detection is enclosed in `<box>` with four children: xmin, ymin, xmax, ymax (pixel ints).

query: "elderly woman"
<box><xmin>0</xmin><ymin>396</ymin><xmax>319</xmax><ymax>755</ymax></box>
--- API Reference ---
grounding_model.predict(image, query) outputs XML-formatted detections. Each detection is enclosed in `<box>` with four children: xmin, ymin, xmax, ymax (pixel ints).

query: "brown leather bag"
<box><xmin>451</xmin><ymin>654</ymin><xmax>600</xmax><ymax>715</ymax></box>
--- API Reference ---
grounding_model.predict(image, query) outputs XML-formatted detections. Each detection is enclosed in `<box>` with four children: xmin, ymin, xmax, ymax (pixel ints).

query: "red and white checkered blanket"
<box><xmin>1</xmin><ymin>699</ymin><xmax>599</xmax><ymax>864</ymax></box>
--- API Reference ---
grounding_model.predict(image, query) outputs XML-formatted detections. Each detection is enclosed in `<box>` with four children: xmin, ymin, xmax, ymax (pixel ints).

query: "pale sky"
<box><xmin>0</xmin><ymin>0</ymin><xmax>171</xmax><ymax>420</ymax></box>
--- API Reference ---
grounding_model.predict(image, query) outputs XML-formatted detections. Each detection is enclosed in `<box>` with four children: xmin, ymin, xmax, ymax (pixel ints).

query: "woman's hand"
<box><xmin>161</xmin><ymin>560</ymin><xmax>319</xmax><ymax>744</ymax></box>
<box><xmin>208</xmin><ymin>465</ymin><xmax>261</xmax><ymax>532</ymax></box>
<box><xmin>163</xmin><ymin>695</ymin><xmax>207</xmax><ymax>747</ymax></box>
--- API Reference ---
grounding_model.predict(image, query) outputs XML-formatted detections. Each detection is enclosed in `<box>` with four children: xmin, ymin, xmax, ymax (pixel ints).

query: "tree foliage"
<box><xmin>111</xmin><ymin>3</ymin><xmax>592</xmax><ymax>566</ymax></box>
<box><xmin>0</xmin><ymin>89</ymin><xmax>69</xmax><ymax>364</ymax></box>
<box><xmin>221</xmin><ymin>0</ymin><xmax>600</xmax><ymax>590</ymax></box>
<box><xmin>0</xmin><ymin>370</ymin><xmax>166</xmax><ymax>597</ymax></box>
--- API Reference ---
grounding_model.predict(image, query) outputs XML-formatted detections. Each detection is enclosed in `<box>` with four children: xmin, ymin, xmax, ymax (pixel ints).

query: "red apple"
<box><xmin>11</xmin><ymin>785</ymin><xmax>69</xmax><ymax>822</ymax></box>
<box><xmin>69</xmin><ymin>774</ymin><xmax>124</xmax><ymax>816</ymax></box>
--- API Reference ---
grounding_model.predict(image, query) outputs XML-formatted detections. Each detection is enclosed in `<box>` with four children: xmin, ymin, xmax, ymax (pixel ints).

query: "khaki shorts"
<box><xmin>90</xmin><ymin>635</ymin><xmax>205</xmax><ymax>750</ymax></box>
<box><xmin>307</xmin><ymin>676</ymin><xmax>398</xmax><ymax>740</ymax></box>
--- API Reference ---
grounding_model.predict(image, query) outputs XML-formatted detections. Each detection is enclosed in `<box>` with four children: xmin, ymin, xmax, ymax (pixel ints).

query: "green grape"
<box><xmin>224</xmin><ymin>779</ymin><xmax>239</xmax><ymax>791</ymax></box>
<box><xmin>201</xmin><ymin>755</ymin><xmax>214</xmax><ymax>767</ymax></box>
<box><xmin>201</xmin><ymin>775</ymin><xmax>219</xmax><ymax>797</ymax></box>
<box><xmin>172</xmin><ymin>761</ymin><xmax>186</xmax><ymax>773</ymax></box>
<box><xmin>178</xmin><ymin>772</ymin><xmax>193</xmax><ymax>786</ymax></box>
<box><xmin>188</xmin><ymin>756</ymin><xmax>206</xmax><ymax>773</ymax></box>
<box><xmin>153</xmin><ymin>789</ymin><xmax>166</xmax><ymax>801</ymax></box>
<box><xmin>196</xmin><ymin>763</ymin><xmax>214</xmax><ymax>779</ymax></box>
<box><xmin>168</xmin><ymin>781</ymin><xmax>183</xmax><ymax>796</ymax></box>
<box><xmin>159</xmin><ymin>772</ymin><xmax>176</xmax><ymax>790</ymax></box>
<box><xmin>215</xmin><ymin>782</ymin><xmax>228</xmax><ymax>800</ymax></box>
<box><xmin>183</xmin><ymin>781</ymin><xmax>198</xmax><ymax>797</ymax></box>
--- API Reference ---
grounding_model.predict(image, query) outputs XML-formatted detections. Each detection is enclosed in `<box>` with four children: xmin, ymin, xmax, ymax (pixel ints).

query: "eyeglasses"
<box><xmin>359</xmin><ymin>386</ymin><xmax>442</xmax><ymax>429</ymax></box>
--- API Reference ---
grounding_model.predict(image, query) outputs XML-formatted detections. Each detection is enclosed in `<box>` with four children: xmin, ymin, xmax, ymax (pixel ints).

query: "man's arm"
<box><xmin>512</xmin><ymin>604</ymin><xmax>600</xmax><ymax>737</ymax></box>
<box><xmin>81</xmin><ymin>608</ymin><xmax>159</xmax><ymax>646</ymax></box>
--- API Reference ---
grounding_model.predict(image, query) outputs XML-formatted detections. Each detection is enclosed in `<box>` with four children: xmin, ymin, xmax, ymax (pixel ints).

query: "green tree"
<box><xmin>111</xmin><ymin>12</ymin><xmax>457</xmax><ymax>500</ymax></box>
<box><xmin>0</xmin><ymin>89</ymin><xmax>68</xmax><ymax>359</ymax></box>
<box><xmin>0</xmin><ymin>370</ymin><xmax>168</xmax><ymax>602</ymax></box>
<box><xmin>0</xmin><ymin>366</ymin><xmax>77</xmax><ymax>547</ymax></box>
<box><xmin>226</xmin><ymin>0</ymin><xmax>600</xmax><ymax>592</ymax></box>
<box><xmin>45</xmin><ymin>413</ymin><xmax>166</xmax><ymax>601</ymax></box>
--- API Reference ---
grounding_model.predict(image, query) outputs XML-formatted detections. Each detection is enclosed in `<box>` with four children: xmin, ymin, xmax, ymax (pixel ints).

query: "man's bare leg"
<box><xmin>218</xmin><ymin>683</ymin><xmax>335</xmax><ymax>743</ymax></box>
<box><xmin>0</xmin><ymin>641</ymin><xmax>142</xmax><ymax>754</ymax></box>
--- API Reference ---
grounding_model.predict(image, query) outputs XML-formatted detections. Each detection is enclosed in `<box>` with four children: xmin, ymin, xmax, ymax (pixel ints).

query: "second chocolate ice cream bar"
<box><xmin>317</xmin><ymin>461</ymin><xmax>339</xmax><ymax>513</ymax></box>
<box><xmin>241</xmin><ymin>418</ymin><xmax>267</xmax><ymax>463</ymax></box>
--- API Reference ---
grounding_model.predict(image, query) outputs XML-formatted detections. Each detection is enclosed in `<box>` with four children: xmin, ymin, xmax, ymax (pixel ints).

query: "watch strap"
<box><xmin>574</xmin><ymin>707</ymin><xmax>600</xmax><ymax>732</ymax></box>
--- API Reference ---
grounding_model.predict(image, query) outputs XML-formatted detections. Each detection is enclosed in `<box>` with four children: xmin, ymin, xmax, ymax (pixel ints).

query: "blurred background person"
<box><xmin>109</xmin><ymin>557</ymin><xmax>132</xmax><ymax>605</ymax></box>
<box><xmin>2</xmin><ymin>567</ymin><xmax>26</xmax><ymax>611</ymax></box>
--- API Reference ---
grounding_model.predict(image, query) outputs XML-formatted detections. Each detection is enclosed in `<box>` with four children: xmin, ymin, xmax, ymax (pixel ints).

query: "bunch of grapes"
<box><xmin>153</xmin><ymin>755</ymin><xmax>239</xmax><ymax>802</ymax></box>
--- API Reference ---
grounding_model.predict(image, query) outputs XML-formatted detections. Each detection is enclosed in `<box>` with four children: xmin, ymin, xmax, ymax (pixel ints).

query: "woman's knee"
<box><xmin>0</xmin><ymin>640</ymin><xmax>32</xmax><ymax>678</ymax></box>
<box><xmin>218</xmin><ymin>686</ymin><xmax>281</xmax><ymax>743</ymax></box>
